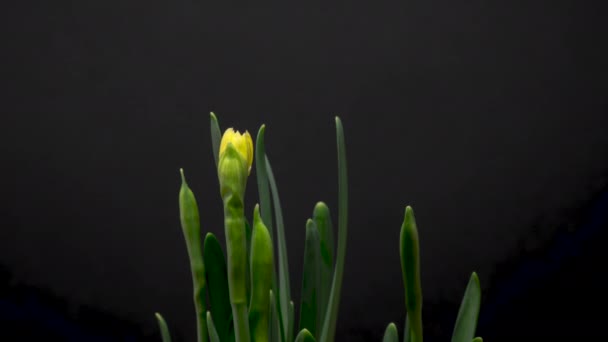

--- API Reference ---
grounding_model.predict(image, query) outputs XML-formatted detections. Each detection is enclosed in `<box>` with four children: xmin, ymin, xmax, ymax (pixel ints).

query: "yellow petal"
<box><xmin>244</xmin><ymin>130</ymin><xmax>254</xmax><ymax>173</ymax></box>
<box><xmin>219</xmin><ymin>128</ymin><xmax>236</xmax><ymax>158</ymax></box>
<box><xmin>219</xmin><ymin>127</ymin><xmax>254</xmax><ymax>175</ymax></box>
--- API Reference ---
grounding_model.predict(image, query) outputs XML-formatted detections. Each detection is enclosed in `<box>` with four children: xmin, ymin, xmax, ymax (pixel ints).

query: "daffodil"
<box><xmin>219</xmin><ymin>128</ymin><xmax>254</xmax><ymax>174</ymax></box>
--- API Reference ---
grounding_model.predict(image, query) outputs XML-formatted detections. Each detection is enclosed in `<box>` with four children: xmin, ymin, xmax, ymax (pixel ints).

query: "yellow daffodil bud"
<box><xmin>219</xmin><ymin>128</ymin><xmax>254</xmax><ymax>174</ymax></box>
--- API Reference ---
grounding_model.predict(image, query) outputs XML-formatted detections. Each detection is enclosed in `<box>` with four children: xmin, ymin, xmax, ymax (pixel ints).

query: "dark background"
<box><xmin>1</xmin><ymin>0</ymin><xmax>608</xmax><ymax>341</ymax></box>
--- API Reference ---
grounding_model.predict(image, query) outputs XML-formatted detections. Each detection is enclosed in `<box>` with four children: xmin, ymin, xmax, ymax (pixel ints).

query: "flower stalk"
<box><xmin>217</xmin><ymin>128</ymin><xmax>255</xmax><ymax>342</ymax></box>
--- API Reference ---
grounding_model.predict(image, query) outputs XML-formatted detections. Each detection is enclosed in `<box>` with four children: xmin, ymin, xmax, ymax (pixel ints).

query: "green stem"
<box><xmin>224</xmin><ymin>194</ymin><xmax>250</xmax><ymax>342</ymax></box>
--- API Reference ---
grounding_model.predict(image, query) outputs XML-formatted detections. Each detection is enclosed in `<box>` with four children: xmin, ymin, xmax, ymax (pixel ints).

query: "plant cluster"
<box><xmin>155</xmin><ymin>114</ymin><xmax>482</xmax><ymax>342</ymax></box>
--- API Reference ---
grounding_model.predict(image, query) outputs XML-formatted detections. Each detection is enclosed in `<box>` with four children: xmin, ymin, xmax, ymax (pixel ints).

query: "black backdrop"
<box><xmin>1</xmin><ymin>0</ymin><xmax>608</xmax><ymax>341</ymax></box>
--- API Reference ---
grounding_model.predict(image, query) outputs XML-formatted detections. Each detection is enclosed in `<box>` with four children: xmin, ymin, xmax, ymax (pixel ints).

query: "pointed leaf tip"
<box><xmin>404</xmin><ymin>206</ymin><xmax>416</xmax><ymax>226</ymax></box>
<box><xmin>179</xmin><ymin>168</ymin><xmax>186</xmax><ymax>184</ymax></box>
<box><xmin>253</xmin><ymin>203</ymin><xmax>261</xmax><ymax>223</ymax></box>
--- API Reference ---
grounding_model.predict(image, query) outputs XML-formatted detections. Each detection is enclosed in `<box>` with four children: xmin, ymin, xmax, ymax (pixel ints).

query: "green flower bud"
<box><xmin>218</xmin><ymin>142</ymin><xmax>248</xmax><ymax>201</ymax></box>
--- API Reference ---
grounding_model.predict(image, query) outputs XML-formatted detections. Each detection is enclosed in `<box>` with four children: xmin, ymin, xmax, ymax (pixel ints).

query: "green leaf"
<box><xmin>249</xmin><ymin>205</ymin><xmax>274</xmax><ymax>342</ymax></box>
<box><xmin>403</xmin><ymin>314</ymin><xmax>411</xmax><ymax>342</ymax></box>
<box><xmin>319</xmin><ymin>116</ymin><xmax>349</xmax><ymax>342</ymax></box>
<box><xmin>155</xmin><ymin>312</ymin><xmax>172</xmax><ymax>342</ymax></box>
<box><xmin>256</xmin><ymin>125</ymin><xmax>286</xmax><ymax>342</ymax></box>
<box><xmin>295</xmin><ymin>329</ymin><xmax>316</xmax><ymax>342</ymax></box>
<box><xmin>312</xmin><ymin>202</ymin><xmax>334</xmax><ymax>329</ymax></box>
<box><xmin>383</xmin><ymin>322</ymin><xmax>399</xmax><ymax>342</ymax></box>
<box><xmin>255</xmin><ymin>125</ymin><xmax>273</xmax><ymax>238</ymax></box>
<box><xmin>210</xmin><ymin>112</ymin><xmax>222</xmax><ymax>166</ymax></box>
<box><xmin>206</xmin><ymin>311</ymin><xmax>221</xmax><ymax>342</ymax></box>
<box><xmin>472</xmin><ymin>338</ymin><xmax>483</xmax><ymax>342</ymax></box>
<box><xmin>400</xmin><ymin>206</ymin><xmax>423</xmax><ymax>342</ymax></box>
<box><xmin>204</xmin><ymin>233</ymin><xmax>231</xmax><ymax>341</ymax></box>
<box><xmin>269</xmin><ymin>290</ymin><xmax>280</xmax><ymax>342</ymax></box>
<box><xmin>451</xmin><ymin>272</ymin><xmax>481</xmax><ymax>342</ymax></box>
<box><xmin>266</xmin><ymin>156</ymin><xmax>291</xmax><ymax>341</ymax></box>
<box><xmin>179</xmin><ymin>169</ymin><xmax>208</xmax><ymax>342</ymax></box>
<box><xmin>299</xmin><ymin>219</ymin><xmax>321</xmax><ymax>337</ymax></box>
<box><xmin>288</xmin><ymin>300</ymin><xmax>295</xmax><ymax>342</ymax></box>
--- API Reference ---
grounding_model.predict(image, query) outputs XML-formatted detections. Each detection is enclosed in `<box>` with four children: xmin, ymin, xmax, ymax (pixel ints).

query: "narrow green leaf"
<box><xmin>403</xmin><ymin>314</ymin><xmax>411</xmax><ymax>342</ymax></box>
<box><xmin>288</xmin><ymin>300</ymin><xmax>295</xmax><ymax>342</ymax></box>
<box><xmin>299</xmin><ymin>219</ymin><xmax>321</xmax><ymax>336</ymax></box>
<box><xmin>269</xmin><ymin>290</ymin><xmax>280</xmax><ymax>342</ymax></box>
<box><xmin>319</xmin><ymin>116</ymin><xmax>349</xmax><ymax>342</ymax></box>
<box><xmin>206</xmin><ymin>311</ymin><xmax>221</xmax><ymax>342</ymax></box>
<box><xmin>295</xmin><ymin>328</ymin><xmax>316</xmax><ymax>342</ymax></box>
<box><xmin>265</xmin><ymin>156</ymin><xmax>291</xmax><ymax>340</ymax></box>
<box><xmin>383</xmin><ymin>322</ymin><xmax>399</xmax><ymax>342</ymax></box>
<box><xmin>312</xmin><ymin>202</ymin><xmax>333</xmax><ymax>329</ymax></box>
<box><xmin>256</xmin><ymin>125</ymin><xmax>286</xmax><ymax>342</ymax></box>
<box><xmin>451</xmin><ymin>272</ymin><xmax>481</xmax><ymax>342</ymax></box>
<box><xmin>204</xmin><ymin>233</ymin><xmax>231</xmax><ymax>341</ymax></box>
<box><xmin>179</xmin><ymin>169</ymin><xmax>208</xmax><ymax>342</ymax></box>
<box><xmin>400</xmin><ymin>206</ymin><xmax>423</xmax><ymax>342</ymax></box>
<box><xmin>155</xmin><ymin>312</ymin><xmax>172</xmax><ymax>342</ymax></box>
<box><xmin>249</xmin><ymin>205</ymin><xmax>274</xmax><ymax>342</ymax></box>
<box><xmin>472</xmin><ymin>338</ymin><xmax>483</xmax><ymax>342</ymax></box>
<box><xmin>255</xmin><ymin>125</ymin><xmax>273</xmax><ymax>238</ymax></box>
<box><xmin>210</xmin><ymin>112</ymin><xmax>222</xmax><ymax>166</ymax></box>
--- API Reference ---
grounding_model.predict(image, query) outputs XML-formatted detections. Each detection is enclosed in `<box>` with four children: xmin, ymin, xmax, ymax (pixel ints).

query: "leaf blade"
<box><xmin>383</xmin><ymin>322</ymin><xmax>399</xmax><ymax>342</ymax></box>
<box><xmin>295</xmin><ymin>329</ymin><xmax>316</xmax><ymax>342</ymax></box>
<box><xmin>451</xmin><ymin>272</ymin><xmax>481</xmax><ymax>342</ymax></box>
<box><xmin>204</xmin><ymin>233</ymin><xmax>231</xmax><ymax>341</ymax></box>
<box><xmin>155</xmin><ymin>312</ymin><xmax>172</xmax><ymax>342</ymax></box>
<box><xmin>210</xmin><ymin>112</ymin><xmax>222</xmax><ymax>166</ymax></box>
<box><xmin>319</xmin><ymin>116</ymin><xmax>349</xmax><ymax>342</ymax></box>
<box><xmin>312</xmin><ymin>202</ymin><xmax>334</xmax><ymax>330</ymax></box>
<box><xmin>206</xmin><ymin>311</ymin><xmax>221</xmax><ymax>342</ymax></box>
<box><xmin>266</xmin><ymin>156</ymin><xmax>291</xmax><ymax>340</ymax></box>
<box><xmin>299</xmin><ymin>219</ymin><xmax>321</xmax><ymax>337</ymax></box>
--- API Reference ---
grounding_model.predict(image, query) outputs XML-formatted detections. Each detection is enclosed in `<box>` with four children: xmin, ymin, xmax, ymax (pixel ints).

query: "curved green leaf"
<box><xmin>155</xmin><ymin>312</ymin><xmax>172</xmax><ymax>342</ymax></box>
<box><xmin>266</xmin><ymin>156</ymin><xmax>291</xmax><ymax>341</ymax></box>
<box><xmin>256</xmin><ymin>126</ymin><xmax>286</xmax><ymax>342</ymax></box>
<box><xmin>319</xmin><ymin>116</ymin><xmax>348</xmax><ymax>342</ymax></box>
